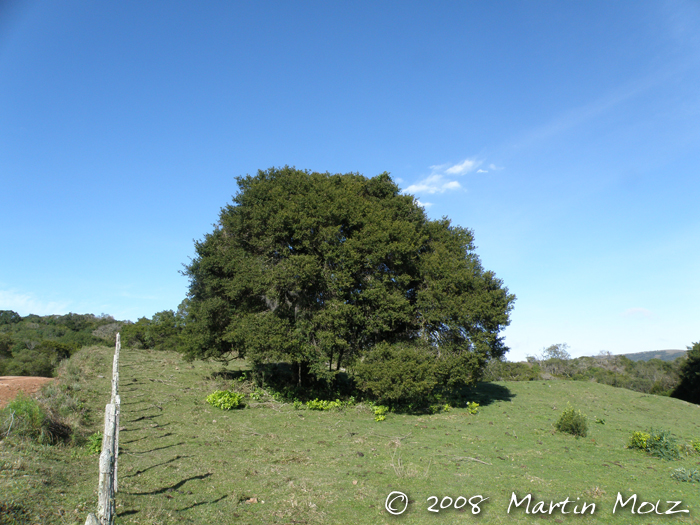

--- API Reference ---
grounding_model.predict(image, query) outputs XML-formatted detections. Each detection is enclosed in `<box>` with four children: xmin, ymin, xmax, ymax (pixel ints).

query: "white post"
<box><xmin>97</xmin><ymin>403</ymin><xmax>116</xmax><ymax>524</ymax></box>
<box><xmin>114</xmin><ymin>394</ymin><xmax>120</xmax><ymax>494</ymax></box>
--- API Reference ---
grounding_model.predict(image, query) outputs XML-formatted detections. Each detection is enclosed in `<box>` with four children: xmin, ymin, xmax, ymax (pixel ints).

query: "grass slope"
<box><xmin>2</xmin><ymin>345</ymin><xmax>700</xmax><ymax>524</ymax></box>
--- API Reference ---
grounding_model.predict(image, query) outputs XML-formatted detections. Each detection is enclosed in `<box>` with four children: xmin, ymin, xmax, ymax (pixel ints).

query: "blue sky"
<box><xmin>1</xmin><ymin>1</ymin><xmax>698</xmax><ymax>361</ymax></box>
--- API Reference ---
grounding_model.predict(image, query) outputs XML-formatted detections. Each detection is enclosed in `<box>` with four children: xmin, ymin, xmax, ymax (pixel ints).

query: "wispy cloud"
<box><xmin>445</xmin><ymin>159</ymin><xmax>478</xmax><ymax>175</ymax></box>
<box><xmin>0</xmin><ymin>289</ymin><xmax>71</xmax><ymax>316</ymax></box>
<box><xmin>621</xmin><ymin>307</ymin><xmax>653</xmax><ymax>318</ymax></box>
<box><xmin>404</xmin><ymin>158</ymin><xmax>487</xmax><ymax>196</ymax></box>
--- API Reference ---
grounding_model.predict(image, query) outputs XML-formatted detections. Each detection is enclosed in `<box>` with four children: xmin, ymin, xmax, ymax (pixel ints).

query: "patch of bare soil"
<box><xmin>0</xmin><ymin>376</ymin><xmax>55</xmax><ymax>409</ymax></box>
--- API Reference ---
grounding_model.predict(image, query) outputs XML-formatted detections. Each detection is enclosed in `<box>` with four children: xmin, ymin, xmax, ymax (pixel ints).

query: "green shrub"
<box><xmin>628</xmin><ymin>431</ymin><xmax>651</xmax><ymax>450</ymax></box>
<box><xmin>466</xmin><ymin>401</ymin><xmax>479</xmax><ymax>415</ymax></box>
<box><xmin>646</xmin><ymin>429</ymin><xmax>681</xmax><ymax>460</ymax></box>
<box><xmin>691</xmin><ymin>439</ymin><xmax>700</xmax><ymax>454</ymax></box>
<box><xmin>555</xmin><ymin>405</ymin><xmax>588</xmax><ymax>437</ymax></box>
<box><xmin>2</xmin><ymin>393</ymin><xmax>47</xmax><ymax>441</ymax></box>
<box><xmin>294</xmin><ymin>398</ymin><xmax>353</xmax><ymax>411</ymax></box>
<box><xmin>355</xmin><ymin>342</ymin><xmax>438</xmax><ymax>406</ymax></box>
<box><xmin>671</xmin><ymin>467</ymin><xmax>700</xmax><ymax>482</ymax></box>
<box><xmin>205</xmin><ymin>390</ymin><xmax>245</xmax><ymax>410</ymax></box>
<box><xmin>372</xmin><ymin>405</ymin><xmax>389</xmax><ymax>422</ymax></box>
<box><xmin>87</xmin><ymin>431</ymin><xmax>103</xmax><ymax>454</ymax></box>
<box><xmin>306</xmin><ymin>398</ymin><xmax>342</xmax><ymax>410</ymax></box>
<box><xmin>429</xmin><ymin>403</ymin><xmax>450</xmax><ymax>414</ymax></box>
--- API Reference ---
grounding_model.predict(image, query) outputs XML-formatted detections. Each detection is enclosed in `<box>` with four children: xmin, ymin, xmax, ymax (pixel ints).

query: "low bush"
<box><xmin>628</xmin><ymin>431</ymin><xmax>651</xmax><ymax>450</ymax></box>
<box><xmin>0</xmin><ymin>393</ymin><xmax>71</xmax><ymax>444</ymax></box>
<box><xmin>555</xmin><ymin>405</ymin><xmax>588</xmax><ymax>437</ymax></box>
<box><xmin>372</xmin><ymin>405</ymin><xmax>389</xmax><ymax>422</ymax></box>
<box><xmin>87</xmin><ymin>431</ymin><xmax>103</xmax><ymax>454</ymax></box>
<box><xmin>205</xmin><ymin>390</ymin><xmax>245</xmax><ymax>410</ymax></box>
<box><xmin>646</xmin><ymin>429</ymin><xmax>682</xmax><ymax>460</ymax></box>
<box><xmin>466</xmin><ymin>401</ymin><xmax>479</xmax><ymax>415</ymax></box>
<box><xmin>429</xmin><ymin>403</ymin><xmax>451</xmax><ymax>414</ymax></box>
<box><xmin>355</xmin><ymin>342</ymin><xmax>438</xmax><ymax>406</ymax></box>
<box><xmin>671</xmin><ymin>467</ymin><xmax>700</xmax><ymax>482</ymax></box>
<box><xmin>293</xmin><ymin>397</ymin><xmax>356</xmax><ymax>411</ymax></box>
<box><xmin>1</xmin><ymin>393</ymin><xmax>47</xmax><ymax>441</ymax></box>
<box><xmin>691</xmin><ymin>439</ymin><xmax>700</xmax><ymax>454</ymax></box>
<box><xmin>628</xmin><ymin>429</ymin><xmax>685</xmax><ymax>460</ymax></box>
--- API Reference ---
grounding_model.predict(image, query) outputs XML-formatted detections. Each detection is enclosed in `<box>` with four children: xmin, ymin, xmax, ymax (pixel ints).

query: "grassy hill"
<box><xmin>1</xmin><ymin>345</ymin><xmax>699</xmax><ymax>524</ymax></box>
<box><xmin>622</xmin><ymin>349</ymin><xmax>688</xmax><ymax>362</ymax></box>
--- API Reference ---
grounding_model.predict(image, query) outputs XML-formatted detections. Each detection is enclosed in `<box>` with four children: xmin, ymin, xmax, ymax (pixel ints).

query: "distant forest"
<box><xmin>0</xmin><ymin>310</ymin><xmax>123</xmax><ymax>377</ymax></box>
<box><xmin>0</xmin><ymin>309</ymin><xmax>692</xmax><ymax>402</ymax></box>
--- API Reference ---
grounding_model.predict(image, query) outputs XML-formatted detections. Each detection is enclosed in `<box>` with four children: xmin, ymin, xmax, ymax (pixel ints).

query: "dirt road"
<box><xmin>0</xmin><ymin>376</ymin><xmax>55</xmax><ymax>409</ymax></box>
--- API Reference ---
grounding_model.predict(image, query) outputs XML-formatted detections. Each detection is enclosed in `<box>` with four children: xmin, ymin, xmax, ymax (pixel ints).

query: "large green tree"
<box><xmin>672</xmin><ymin>341</ymin><xmax>700</xmax><ymax>405</ymax></box>
<box><xmin>181</xmin><ymin>167</ymin><xmax>515</xmax><ymax>395</ymax></box>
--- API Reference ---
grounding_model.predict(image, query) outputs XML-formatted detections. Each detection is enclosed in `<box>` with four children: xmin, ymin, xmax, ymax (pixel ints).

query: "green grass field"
<box><xmin>2</xmin><ymin>345</ymin><xmax>700</xmax><ymax>524</ymax></box>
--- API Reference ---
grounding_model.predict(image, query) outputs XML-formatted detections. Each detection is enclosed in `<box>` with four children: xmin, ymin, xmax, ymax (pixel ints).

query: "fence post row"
<box><xmin>86</xmin><ymin>333</ymin><xmax>121</xmax><ymax>525</ymax></box>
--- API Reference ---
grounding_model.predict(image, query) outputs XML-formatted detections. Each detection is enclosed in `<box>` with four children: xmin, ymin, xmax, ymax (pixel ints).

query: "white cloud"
<box><xmin>416</xmin><ymin>199</ymin><xmax>434</xmax><ymax>208</ymax></box>
<box><xmin>402</xmin><ymin>157</ymin><xmax>500</xmax><ymax>198</ymax></box>
<box><xmin>0</xmin><ymin>289</ymin><xmax>71</xmax><ymax>316</ymax></box>
<box><xmin>445</xmin><ymin>158</ymin><xmax>479</xmax><ymax>175</ymax></box>
<box><xmin>405</xmin><ymin>174</ymin><xmax>462</xmax><ymax>194</ymax></box>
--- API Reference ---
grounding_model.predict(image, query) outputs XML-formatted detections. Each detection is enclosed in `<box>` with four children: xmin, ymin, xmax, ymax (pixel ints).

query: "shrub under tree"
<box><xmin>181</xmin><ymin>167</ymin><xmax>515</xmax><ymax>400</ymax></box>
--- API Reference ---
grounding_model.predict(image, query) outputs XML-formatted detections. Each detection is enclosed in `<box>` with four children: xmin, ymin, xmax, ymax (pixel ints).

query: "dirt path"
<box><xmin>0</xmin><ymin>376</ymin><xmax>55</xmax><ymax>408</ymax></box>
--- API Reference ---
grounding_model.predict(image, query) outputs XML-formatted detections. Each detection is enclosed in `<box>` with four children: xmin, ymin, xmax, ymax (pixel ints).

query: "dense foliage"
<box><xmin>0</xmin><ymin>311</ymin><xmax>122</xmax><ymax>377</ymax></box>
<box><xmin>181</xmin><ymin>167</ymin><xmax>515</xmax><ymax>400</ymax></box>
<box><xmin>672</xmin><ymin>341</ymin><xmax>700</xmax><ymax>404</ymax></box>
<box><xmin>120</xmin><ymin>303</ymin><xmax>187</xmax><ymax>351</ymax></box>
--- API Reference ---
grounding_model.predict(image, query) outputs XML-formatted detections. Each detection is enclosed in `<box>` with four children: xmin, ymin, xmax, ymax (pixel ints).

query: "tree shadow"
<box><xmin>208</xmin><ymin>369</ymin><xmax>249</xmax><ymax>381</ymax></box>
<box><xmin>463</xmin><ymin>382</ymin><xmax>515</xmax><ymax>406</ymax></box>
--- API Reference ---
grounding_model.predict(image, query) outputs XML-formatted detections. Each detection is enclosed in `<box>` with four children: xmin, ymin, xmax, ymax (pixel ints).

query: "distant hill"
<box><xmin>622</xmin><ymin>349</ymin><xmax>687</xmax><ymax>362</ymax></box>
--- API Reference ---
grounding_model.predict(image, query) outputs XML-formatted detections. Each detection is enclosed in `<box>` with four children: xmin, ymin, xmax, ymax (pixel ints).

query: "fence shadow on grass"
<box><xmin>122</xmin><ymin>454</ymin><xmax>193</xmax><ymax>478</ymax></box>
<box><xmin>124</xmin><ymin>472</ymin><xmax>212</xmax><ymax>495</ymax></box>
<box><xmin>176</xmin><ymin>494</ymin><xmax>229</xmax><ymax>512</ymax></box>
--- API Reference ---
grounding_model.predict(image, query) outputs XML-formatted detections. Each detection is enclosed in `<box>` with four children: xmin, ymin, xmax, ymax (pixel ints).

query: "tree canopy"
<box><xmin>672</xmin><ymin>341</ymin><xmax>700</xmax><ymax>405</ymax></box>
<box><xmin>181</xmin><ymin>167</ymin><xmax>515</xmax><ymax>399</ymax></box>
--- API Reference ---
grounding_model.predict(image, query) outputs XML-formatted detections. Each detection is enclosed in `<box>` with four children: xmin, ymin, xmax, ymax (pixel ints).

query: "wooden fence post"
<box><xmin>96</xmin><ymin>403</ymin><xmax>116</xmax><ymax>523</ymax></box>
<box><xmin>85</xmin><ymin>333</ymin><xmax>121</xmax><ymax>525</ymax></box>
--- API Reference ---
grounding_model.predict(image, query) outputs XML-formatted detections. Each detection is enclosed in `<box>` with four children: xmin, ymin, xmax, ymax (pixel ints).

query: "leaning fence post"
<box><xmin>96</xmin><ymin>403</ymin><xmax>116</xmax><ymax>523</ymax></box>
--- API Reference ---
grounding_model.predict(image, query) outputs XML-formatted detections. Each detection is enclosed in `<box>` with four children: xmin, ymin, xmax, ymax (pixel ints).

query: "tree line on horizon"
<box><xmin>0</xmin><ymin>311</ymin><xmax>122</xmax><ymax>377</ymax></box>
